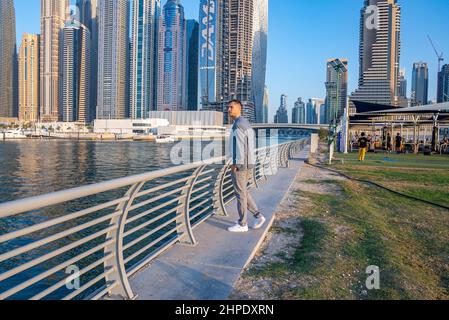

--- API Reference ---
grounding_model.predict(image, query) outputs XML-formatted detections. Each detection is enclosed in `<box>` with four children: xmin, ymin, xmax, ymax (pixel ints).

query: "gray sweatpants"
<box><xmin>231</xmin><ymin>169</ymin><xmax>261</xmax><ymax>226</ymax></box>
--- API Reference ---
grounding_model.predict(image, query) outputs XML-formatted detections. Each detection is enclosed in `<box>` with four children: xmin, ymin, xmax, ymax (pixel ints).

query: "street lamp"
<box><xmin>327</xmin><ymin>59</ymin><xmax>348</xmax><ymax>164</ymax></box>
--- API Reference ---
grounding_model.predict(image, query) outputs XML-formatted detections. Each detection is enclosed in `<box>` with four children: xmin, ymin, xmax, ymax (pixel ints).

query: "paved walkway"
<box><xmin>129</xmin><ymin>147</ymin><xmax>310</xmax><ymax>300</ymax></box>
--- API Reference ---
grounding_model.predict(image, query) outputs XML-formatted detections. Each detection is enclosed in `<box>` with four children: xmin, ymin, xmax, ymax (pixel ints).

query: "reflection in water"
<box><xmin>0</xmin><ymin>140</ymin><xmax>182</xmax><ymax>204</ymax></box>
<box><xmin>0</xmin><ymin>137</ymin><xmax>292</xmax><ymax>203</ymax></box>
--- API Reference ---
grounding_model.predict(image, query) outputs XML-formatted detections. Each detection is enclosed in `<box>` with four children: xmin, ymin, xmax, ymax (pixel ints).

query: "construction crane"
<box><xmin>427</xmin><ymin>35</ymin><xmax>444</xmax><ymax>72</ymax></box>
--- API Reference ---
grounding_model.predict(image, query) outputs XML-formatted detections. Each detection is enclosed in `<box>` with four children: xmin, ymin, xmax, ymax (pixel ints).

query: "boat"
<box><xmin>116</xmin><ymin>133</ymin><xmax>134</xmax><ymax>140</ymax></box>
<box><xmin>2</xmin><ymin>129</ymin><xmax>28</xmax><ymax>139</ymax></box>
<box><xmin>133</xmin><ymin>134</ymin><xmax>156</xmax><ymax>142</ymax></box>
<box><xmin>155</xmin><ymin>135</ymin><xmax>177</xmax><ymax>144</ymax></box>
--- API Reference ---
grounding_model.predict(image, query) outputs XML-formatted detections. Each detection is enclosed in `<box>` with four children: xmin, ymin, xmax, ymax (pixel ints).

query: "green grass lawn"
<box><xmin>248</xmin><ymin>177</ymin><xmax>449</xmax><ymax>300</ymax></box>
<box><xmin>330</xmin><ymin>152</ymin><xmax>449</xmax><ymax>207</ymax></box>
<box><xmin>242</xmin><ymin>150</ymin><xmax>449</xmax><ymax>300</ymax></box>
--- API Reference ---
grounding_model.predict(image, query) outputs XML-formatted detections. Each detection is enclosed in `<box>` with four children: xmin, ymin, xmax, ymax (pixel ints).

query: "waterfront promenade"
<box><xmin>128</xmin><ymin>147</ymin><xmax>310</xmax><ymax>300</ymax></box>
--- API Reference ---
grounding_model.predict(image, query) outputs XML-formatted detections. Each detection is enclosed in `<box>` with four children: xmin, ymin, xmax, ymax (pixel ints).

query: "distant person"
<box><xmin>395</xmin><ymin>133</ymin><xmax>402</xmax><ymax>153</ymax></box>
<box><xmin>367</xmin><ymin>134</ymin><xmax>374</xmax><ymax>152</ymax></box>
<box><xmin>385</xmin><ymin>133</ymin><xmax>392</xmax><ymax>154</ymax></box>
<box><xmin>358</xmin><ymin>132</ymin><xmax>368</xmax><ymax>162</ymax></box>
<box><xmin>227</xmin><ymin>100</ymin><xmax>265</xmax><ymax>233</ymax></box>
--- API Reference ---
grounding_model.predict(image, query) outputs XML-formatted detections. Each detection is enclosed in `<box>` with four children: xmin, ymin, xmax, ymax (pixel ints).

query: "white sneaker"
<box><xmin>251</xmin><ymin>215</ymin><xmax>266</xmax><ymax>230</ymax></box>
<box><xmin>228</xmin><ymin>223</ymin><xmax>249</xmax><ymax>233</ymax></box>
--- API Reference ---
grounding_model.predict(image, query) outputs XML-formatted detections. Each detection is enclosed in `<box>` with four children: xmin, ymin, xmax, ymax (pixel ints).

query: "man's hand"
<box><xmin>231</xmin><ymin>165</ymin><xmax>238</xmax><ymax>173</ymax></box>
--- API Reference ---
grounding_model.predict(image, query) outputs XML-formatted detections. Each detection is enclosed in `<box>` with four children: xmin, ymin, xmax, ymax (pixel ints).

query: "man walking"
<box><xmin>227</xmin><ymin>100</ymin><xmax>266</xmax><ymax>233</ymax></box>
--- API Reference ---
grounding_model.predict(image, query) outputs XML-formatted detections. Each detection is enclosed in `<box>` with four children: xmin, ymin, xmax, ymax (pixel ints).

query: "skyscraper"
<box><xmin>263</xmin><ymin>86</ymin><xmax>269</xmax><ymax>123</ymax></box>
<box><xmin>220</xmin><ymin>0</ymin><xmax>256</xmax><ymax>123</ymax></box>
<box><xmin>40</xmin><ymin>0</ymin><xmax>69</xmax><ymax>122</ymax></box>
<box><xmin>398</xmin><ymin>68</ymin><xmax>407</xmax><ymax>99</ymax></box>
<box><xmin>325</xmin><ymin>58</ymin><xmax>348</xmax><ymax>125</ymax></box>
<box><xmin>61</xmin><ymin>20</ymin><xmax>91</xmax><ymax>123</ymax></box>
<box><xmin>274</xmin><ymin>94</ymin><xmax>288</xmax><ymax>124</ymax></box>
<box><xmin>18</xmin><ymin>34</ymin><xmax>40</xmax><ymax>122</ymax></box>
<box><xmin>252</xmin><ymin>0</ymin><xmax>268</xmax><ymax>124</ymax></box>
<box><xmin>199</xmin><ymin>0</ymin><xmax>263</xmax><ymax>124</ymax></box>
<box><xmin>437</xmin><ymin>64</ymin><xmax>449</xmax><ymax>103</ymax></box>
<box><xmin>411</xmin><ymin>62</ymin><xmax>429</xmax><ymax>106</ymax></box>
<box><xmin>0</xmin><ymin>0</ymin><xmax>17</xmax><ymax>118</ymax></box>
<box><xmin>199</xmin><ymin>0</ymin><xmax>220</xmax><ymax>108</ymax></box>
<box><xmin>292</xmin><ymin>98</ymin><xmax>306</xmax><ymax>124</ymax></box>
<box><xmin>351</xmin><ymin>0</ymin><xmax>401</xmax><ymax>107</ymax></box>
<box><xmin>184</xmin><ymin>19</ymin><xmax>199</xmax><ymax>111</ymax></box>
<box><xmin>307</xmin><ymin>98</ymin><xmax>324</xmax><ymax>125</ymax></box>
<box><xmin>76</xmin><ymin>0</ymin><xmax>99</xmax><ymax>122</ymax></box>
<box><xmin>97</xmin><ymin>0</ymin><xmax>130</xmax><ymax>119</ymax></box>
<box><xmin>130</xmin><ymin>0</ymin><xmax>160</xmax><ymax>119</ymax></box>
<box><xmin>157</xmin><ymin>0</ymin><xmax>186</xmax><ymax>111</ymax></box>
<box><xmin>320</xmin><ymin>103</ymin><xmax>327</xmax><ymax>124</ymax></box>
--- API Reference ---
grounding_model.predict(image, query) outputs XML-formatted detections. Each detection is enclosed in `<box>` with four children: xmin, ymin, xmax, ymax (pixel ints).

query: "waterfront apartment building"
<box><xmin>156</xmin><ymin>0</ymin><xmax>186</xmax><ymax>111</ymax></box>
<box><xmin>0</xmin><ymin>0</ymin><xmax>17</xmax><ymax>118</ymax></box>
<box><xmin>292</xmin><ymin>98</ymin><xmax>306</xmax><ymax>124</ymax></box>
<box><xmin>184</xmin><ymin>19</ymin><xmax>199</xmax><ymax>111</ymax></box>
<box><xmin>252</xmin><ymin>0</ymin><xmax>268</xmax><ymax>124</ymax></box>
<box><xmin>274</xmin><ymin>94</ymin><xmax>288</xmax><ymax>124</ymax></box>
<box><xmin>97</xmin><ymin>0</ymin><xmax>130</xmax><ymax>119</ymax></box>
<box><xmin>18</xmin><ymin>34</ymin><xmax>40</xmax><ymax>122</ymax></box>
<box><xmin>61</xmin><ymin>21</ymin><xmax>91</xmax><ymax>123</ymax></box>
<box><xmin>325</xmin><ymin>58</ymin><xmax>348</xmax><ymax>125</ymax></box>
<box><xmin>437</xmin><ymin>64</ymin><xmax>449</xmax><ymax>103</ymax></box>
<box><xmin>411</xmin><ymin>62</ymin><xmax>429</xmax><ymax>106</ymax></box>
<box><xmin>40</xmin><ymin>0</ymin><xmax>69</xmax><ymax>122</ymax></box>
<box><xmin>350</xmin><ymin>0</ymin><xmax>401</xmax><ymax>107</ymax></box>
<box><xmin>76</xmin><ymin>0</ymin><xmax>99</xmax><ymax>122</ymax></box>
<box><xmin>130</xmin><ymin>0</ymin><xmax>161</xmax><ymax>119</ymax></box>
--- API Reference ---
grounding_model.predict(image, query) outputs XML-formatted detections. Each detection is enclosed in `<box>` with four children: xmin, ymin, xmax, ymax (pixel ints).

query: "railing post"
<box><xmin>261</xmin><ymin>148</ymin><xmax>269</xmax><ymax>181</ymax></box>
<box><xmin>252</xmin><ymin>151</ymin><xmax>261</xmax><ymax>189</ymax></box>
<box><xmin>269</xmin><ymin>145</ymin><xmax>278</xmax><ymax>177</ymax></box>
<box><xmin>283</xmin><ymin>144</ymin><xmax>290</xmax><ymax>168</ymax></box>
<box><xmin>104</xmin><ymin>181</ymin><xmax>145</xmax><ymax>300</ymax></box>
<box><xmin>176</xmin><ymin>165</ymin><xmax>207</xmax><ymax>246</ymax></box>
<box><xmin>213</xmin><ymin>161</ymin><xmax>231</xmax><ymax>217</ymax></box>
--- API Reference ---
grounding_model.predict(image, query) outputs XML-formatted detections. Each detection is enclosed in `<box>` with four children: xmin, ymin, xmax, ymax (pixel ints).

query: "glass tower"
<box><xmin>411</xmin><ymin>62</ymin><xmax>429</xmax><ymax>106</ymax></box>
<box><xmin>0</xmin><ymin>0</ymin><xmax>17</xmax><ymax>118</ymax></box>
<box><xmin>131</xmin><ymin>0</ymin><xmax>160</xmax><ymax>119</ymax></box>
<box><xmin>97</xmin><ymin>0</ymin><xmax>130</xmax><ymax>119</ymax></box>
<box><xmin>184</xmin><ymin>19</ymin><xmax>199</xmax><ymax>111</ymax></box>
<box><xmin>157</xmin><ymin>0</ymin><xmax>186</xmax><ymax>111</ymax></box>
<box><xmin>437</xmin><ymin>64</ymin><xmax>449</xmax><ymax>103</ymax></box>
<box><xmin>61</xmin><ymin>20</ymin><xmax>91</xmax><ymax>123</ymax></box>
<box><xmin>252</xmin><ymin>0</ymin><xmax>268</xmax><ymax>123</ymax></box>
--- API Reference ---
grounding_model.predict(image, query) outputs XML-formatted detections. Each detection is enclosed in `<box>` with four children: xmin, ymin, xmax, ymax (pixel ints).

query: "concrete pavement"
<box><xmin>129</xmin><ymin>146</ymin><xmax>310</xmax><ymax>300</ymax></box>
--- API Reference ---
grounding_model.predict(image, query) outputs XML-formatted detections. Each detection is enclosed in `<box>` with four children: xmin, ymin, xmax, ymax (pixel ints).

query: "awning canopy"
<box><xmin>357</xmin><ymin>102</ymin><xmax>449</xmax><ymax>115</ymax></box>
<box><xmin>350</xmin><ymin>101</ymin><xmax>449</xmax><ymax>125</ymax></box>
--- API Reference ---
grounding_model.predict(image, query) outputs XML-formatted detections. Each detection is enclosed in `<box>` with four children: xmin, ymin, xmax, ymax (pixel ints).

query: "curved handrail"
<box><xmin>0</xmin><ymin>138</ymin><xmax>309</xmax><ymax>300</ymax></box>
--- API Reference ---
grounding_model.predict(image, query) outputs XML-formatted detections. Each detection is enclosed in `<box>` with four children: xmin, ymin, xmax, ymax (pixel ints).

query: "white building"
<box><xmin>93</xmin><ymin>118</ymin><xmax>169</xmax><ymax>134</ymax></box>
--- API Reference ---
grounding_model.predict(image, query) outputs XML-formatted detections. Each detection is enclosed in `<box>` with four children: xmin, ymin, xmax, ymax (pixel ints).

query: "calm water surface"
<box><xmin>0</xmin><ymin>139</ymin><xmax>211</xmax><ymax>203</ymax></box>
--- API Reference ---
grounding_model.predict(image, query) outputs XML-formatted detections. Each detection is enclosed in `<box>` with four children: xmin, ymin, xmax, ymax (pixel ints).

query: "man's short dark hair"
<box><xmin>228</xmin><ymin>99</ymin><xmax>243</xmax><ymax>109</ymax></box>
<box><xmin>361</xmin><ymin>132</ymin><xmax>366</xmax><ymax>137</ymax></box>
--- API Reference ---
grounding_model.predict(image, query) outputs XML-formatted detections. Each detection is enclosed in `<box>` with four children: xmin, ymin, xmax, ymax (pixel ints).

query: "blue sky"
<box><xmin>14</xmin><ymin>0</ymin><xmax>449</xmax><ymax>120</ymax></box>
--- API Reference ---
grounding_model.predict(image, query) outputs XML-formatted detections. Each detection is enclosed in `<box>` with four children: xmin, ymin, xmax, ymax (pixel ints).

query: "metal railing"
<box><xmin>0</xmin><ymin>138</ymin><xmax>309</xmax><ymax>300</ymax></box>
